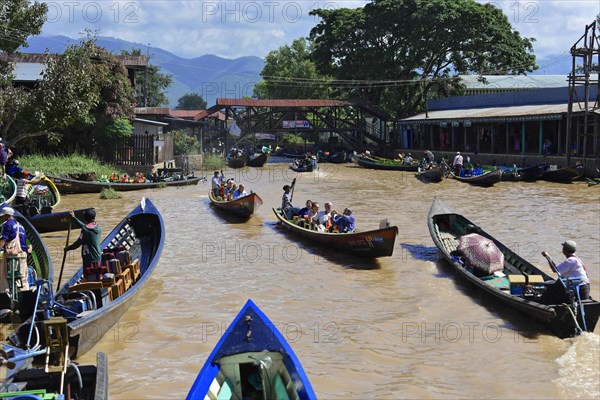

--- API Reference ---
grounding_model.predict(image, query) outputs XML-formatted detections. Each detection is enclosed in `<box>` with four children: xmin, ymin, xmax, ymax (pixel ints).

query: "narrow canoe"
<box><xmin>1</xmin><ymin>174</ymin><xmax>17</xmax><ymax>204</ymax></box>
<box><xmin>1</xmin><ymin>344</ymin><xmax>108</xmax><ymax>400</ymax></box>
<box><xmin>519</xmin><ymin>165</ymin><xmax>546</xmax><ymax>182</ymax></box>
<box><xmin>48</xmin><ymin>175</ymin><xmax>204</xmax><ymax>194</ymax></box>
<box><xmin>187</xmin><ymin>299</ymin><xmax>316</xmax><ymax>400</ymax></box>
<box><xmin>356</xmin><ymin>156</ymin><xmax>419</xmax><ymax>171</ymax></box>
<box><xmin>449</xmin><ymin>168</ymin><xmax>503</xmax><ymax>187</ymax></box>
<box><xmin>9</xmin><ymin>198</ymin><xmax>165</xmax><ymax>358</ymax></box>
<box><xmin>12</xmin><ymin>173</ymin><xmax>61</xmax><ymax>217</ymax></box>
<box><xmin>290</xmin><ymin>158</ymin><xmax>318</xmax><ymax>173</ymax></box>
<box><xmin>27</xmin><ymin>208</ymin><xmax>95</xmax><ymax>233</ymax></box>
<box><xmin>415</xmin><ymin>165</ymin><xmax>447</xmax><ymax>182</ymax></box>
<box><xmin>541</xmin><ymin>167</ymin><xmax>581</xmax><ymax>183</ymax></box>
<box><xmin>246</xmin><ymin>152</ymin><xmax>270</xmax><ymax>167</ymax></box>
<box><xmin>227</xmin><ymin>156</ymin><xmax>247</xmax><ymax>169</ymax></box>
<box><xmin>325</xmin><ymin>151</ymin><xmax>347</xmax><ymax>164</ymax></box>
<box><xmin>273</xmin><ymin>208</ymin><xmax>398</xmax><ymax>258</ymax></box>
<box><xmin>209</xmin><ymin>191</ymin><xmax>263</xmax><ymax>217</ymax></box>
<box><xmin>428</xmin><ymin>197</ymin><xmax>600</xmax><ymax>338</ymax></box>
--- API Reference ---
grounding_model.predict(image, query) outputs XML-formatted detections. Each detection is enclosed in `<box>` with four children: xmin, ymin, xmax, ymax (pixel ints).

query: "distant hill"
<box><xmin>23</xmin><ymin>35</ymin><xmax>264</xmax><ymax>108</ymax></box>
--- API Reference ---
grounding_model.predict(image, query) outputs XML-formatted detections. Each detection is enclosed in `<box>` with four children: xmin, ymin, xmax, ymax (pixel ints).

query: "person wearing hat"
<box><xmin>554</xmin><ymin>240</ymin><xmax>590</xmax><ymax>300</ymax></box>
<box><xmin>452</xmin><ymin>151</ymin><xmax>464</xmax><ymax>177</ymax></box>
<box><xmin>540</xmin><ymin>240</ymin><xmax>590</xmax><ymax>305</ymax></box>
<box><xmin>15</xmin><ymin>170</ymin><xmax>31</xmax><ymax>208</ymax></box>
<box><xmin>0</xmin><ymin>207</ymin><xmax>30</xmax><ymax>292</ymax></box>
<box><xmin>65</xmin><ymin>209</ymin><xmax>102</xmax><ymax>280</ymax></box>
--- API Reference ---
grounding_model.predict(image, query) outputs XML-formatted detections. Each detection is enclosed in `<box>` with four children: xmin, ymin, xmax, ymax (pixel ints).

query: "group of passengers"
<box><xmin>281</xmin><ymin>185</ymin><xmax>355</xmax><ymax>233</ymax></box>
<box><xmin>211</xmin><ymin>170</ymin><xmax>248</xmax><ymax>201</ymax></box>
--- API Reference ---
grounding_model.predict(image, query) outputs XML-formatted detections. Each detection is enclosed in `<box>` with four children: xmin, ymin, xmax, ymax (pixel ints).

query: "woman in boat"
<box><xmin>0</xmin><ymin>207</ymin><xmax>30</xmax><ymax>292</ymax></box>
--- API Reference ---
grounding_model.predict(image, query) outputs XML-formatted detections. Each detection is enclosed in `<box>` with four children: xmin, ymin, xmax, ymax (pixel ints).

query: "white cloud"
<box><xmin>40</xmin><ymin>0</ymin><xmax>600</xmax><ymax>59</ymax></box>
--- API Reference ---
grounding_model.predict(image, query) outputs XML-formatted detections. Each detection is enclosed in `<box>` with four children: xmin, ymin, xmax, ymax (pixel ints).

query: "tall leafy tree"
<box><xmin>121</xmin><ymin>49</ymin><xmax>173</xmax><ymax>107</ymax></box>
<box><xmin>0</xmin><ymin>0</ymin><xmax>47</xmax><ymax>138</ymax></box>
<box><xmin>309</xmin><ymin>0</ymin><xmax>537</xmax><ymax>117</ymax></box>
<box><xmin>254</xmin><ymin>38</ymin><xmax>331</xmax><ymax>99</ymax></box>
<box><xmin>176</xmin><ymin>93</ymin><xmax>207</xmax><ymax>110</ymax></box>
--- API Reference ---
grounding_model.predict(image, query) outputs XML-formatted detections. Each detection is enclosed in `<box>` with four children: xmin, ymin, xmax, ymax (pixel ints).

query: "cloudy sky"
<box><xmin>39</xmin><ymin>0</ymin><xmax>599</xmax><ymax>62</ymax></box>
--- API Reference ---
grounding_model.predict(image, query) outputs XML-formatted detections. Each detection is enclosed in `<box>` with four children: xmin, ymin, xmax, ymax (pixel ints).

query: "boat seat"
<box><xmin>117</xmin><ymin>268</ymin><xmax>132</xmax><ymax>291</ymax></box>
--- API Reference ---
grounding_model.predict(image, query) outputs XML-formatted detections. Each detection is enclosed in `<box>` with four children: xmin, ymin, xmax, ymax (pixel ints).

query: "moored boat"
<box><xmin>541</xmin><ymin>166</ymin><xmax>581</xmax><ymax>183</ymax></box>
<box><xmin>1</xmin><ymin>344</ymin><xmax>108</xmax><ymax>400</ymax></box>
<box><xmin>273</xmin><ymin>207</ymin><xmax>398</xmax><ymax>258</ymax></box>
<box><xmin>1</xmin><ymin>174</ymin><xmax>17</xmax><ymax>204</ymax></box>
<box><xmin>12</xmin><ymin>173</ymin><xmax>61</xmax><ymax>216</ymax></box>
<box><xmin>325</xmin><ymin>151</ymin><xmax>347</xmax><ymax>164</ymax></box>
<box><xmin>27</xmin><ymin>208</ymin><xmax>95</xmax><ymax>233</ymax></box>
<box><xmin>8</xmin><ymin>198</ymin><xmax>165</xmax><ymax>359</ymax></box>
<box><xmin>227</xmin><ymin>156</ymin><xmax>247</xmax><ymax>169</ymax></box>
<box><xmin>48</xmin><ymin>175</ymin><xmax>204</xmax><ymax>194</ymax></box>
<box><xmin>209</xmin><ymin>190</ymin><xmax>263</xmax><ymax>218</ymax></box>
<box><xmin>246</xmin><ymin>152</ymin><xmax>270</xmax><ymax>167</ymax></box>
<box><xmin>449</xmin><ymin>167</ymin><xmax>503</xmax><ymax>187</ymax></box>
<box><xmin>518</xmin><ymin>164</ymin><xmax>546</xmax><ymax>182</ymax></box>
<box><xmin>428</xmin><ymin>197</ymin><xmax>600</xmax><ymax>338</ymax></box>
<box><xmin>356</xmin><ymin>155</ymin><xmax>419</xmax><ymax>171</ymax></box>
<box><xmin>587</xmin><ymin>177</ymin><xmax>600</xmax><ymax>187</ymax></box>
<box><xmin>415</xmin><ymin>164</ymin><xmax>447</xmax><ymax>182</ymax></box>
<box><xmin>187</xmin><ymin>299</ymin><xmax>316</xmax><ymax>400</ymax></box>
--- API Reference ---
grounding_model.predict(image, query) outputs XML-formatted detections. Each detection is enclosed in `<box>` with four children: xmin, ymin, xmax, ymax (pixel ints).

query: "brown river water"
<box><xmin>40</xmin><ymin>161</ymin><xmax>599</xmax><ymax>399</ymax></box>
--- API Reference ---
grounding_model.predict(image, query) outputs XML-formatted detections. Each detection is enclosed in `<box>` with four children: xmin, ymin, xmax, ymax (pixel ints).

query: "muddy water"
<box><xmin>41</xmin><ymin>162</ymin><xmax>599</xmax><ymax>399</ymax></box>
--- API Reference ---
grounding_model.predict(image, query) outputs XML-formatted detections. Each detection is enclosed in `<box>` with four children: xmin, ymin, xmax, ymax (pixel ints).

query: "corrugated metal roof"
<box><xmin>134</xmin><ymin>107</ymin><xmax>170</xmax><ymax>115</ymax></box>
<box><xmin>13</xmin><ymin>62</ymin><xmax>45</xmax><ymax>81</ymax></box>
<box><xmin>193</xmin><ymin>111</ymin><xmax>227</xmax><ymax>121</ymax></box>
<box><xmin>459</xmin><ymin>75</ymin><xmax>571</xmax><ymax>89</ymax></box>
<box><xmin>216</xmin><ymin>98</ymin><xmax>355</xmax><ymax>107</ymax></box>
<box><xmin>133</xmin><ymin>118</ymin><xmax>169</xmax><ymax>126</ymax></box>
<box><xmin>169</xmin><ymin>110</ymin><xmax>202</xmax><ymax>118</ymax></box>
<box><xmin>399</xmin><ymin>102</ymin><xmax>598</xmax><ymax>124</ymax></box>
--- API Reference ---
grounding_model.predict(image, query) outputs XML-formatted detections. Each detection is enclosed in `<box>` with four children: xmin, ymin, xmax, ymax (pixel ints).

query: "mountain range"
<box><xmin>23</xmin><ymin>35</ymin><xmax>265</xmax><ymax>108</ymax></box>
<box><xmin>22</xmin><ymin>35</ymin><xmax>574</xmax><ymax>109</ymax></box>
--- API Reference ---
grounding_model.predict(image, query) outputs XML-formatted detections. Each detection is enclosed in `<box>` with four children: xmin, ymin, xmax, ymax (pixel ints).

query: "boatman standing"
<box><xmin>453</xmin><ymin>151</ymin><xmax>463</xmax><ymax>176</ymax></box>
<box><xmin>211</xmin><ymin>170</ymin><xmax>224</xmax><ymax>198</ymax></box>
<box><xmin>540</xmin><ymin>240</ymin><xmax>590</xmax><ymax>305</ymax></box>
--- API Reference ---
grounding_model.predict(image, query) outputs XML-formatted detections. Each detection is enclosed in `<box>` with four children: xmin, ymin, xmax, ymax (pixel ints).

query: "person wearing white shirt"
<box><xmin>232</xmin><ymin>184</ymin><xmax>248</xmax><ymax>200</ymax></box>
<box><xmin>452</xmin><ymin>151</ymin><xmax>463</xmax><ymax>176</ymax></box>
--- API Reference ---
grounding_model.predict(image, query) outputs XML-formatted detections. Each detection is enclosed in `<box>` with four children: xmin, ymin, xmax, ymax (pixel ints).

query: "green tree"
<box><xmin>8</xmin><ymin>35</ymin><xmax>135</xmax><ymax>147</ymax></box>
<box><xmin>0</xmin><ymin>0</ymin><xmax>47</xmax><ymax>138</ymax></box>
<box><xmin>172</xmin><ymin>129</ymin><xmax>200</xmax><ymax>154</ymax></box>
<box><xmin>309</xmin><ymin>0</ymin><xmax>537</xmax><ymax>117</ymax></box>
<box><xmin>176</xmin><ymin>93</ymin><xmax>207</xmax><ymax>110</ymax></box>
<box><xmin>120</xmin><ymin>49</ymin><xmax>173</xmax><ymax>107</ymax></box>
<box><xmin>254</xmin><ymin>38</ymin><xmax>331</xmax><ymax>99</ymax></box>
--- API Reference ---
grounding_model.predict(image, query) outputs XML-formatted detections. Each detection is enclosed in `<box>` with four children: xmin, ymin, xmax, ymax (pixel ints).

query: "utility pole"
<box><xmin>144</xmin><ymin>43</ymin><xmax>150</xmax><ymax>107</ymax></box>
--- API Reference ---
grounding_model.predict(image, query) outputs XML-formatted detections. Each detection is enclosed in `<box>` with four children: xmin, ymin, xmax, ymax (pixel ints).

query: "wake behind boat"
<box><xmin>187</xmin><ymin>299</ymin><xmax>316</xmax><ymax>400</ymax></box>
<box><xmin>209</xmin><ymin>190</ymin><xmax>263</xmax><ymax>218</ymax></box>
<box><xmin>9</xmin><ymin>198</ymin><xmax>165</xmax><ymax>359</ymax></box>
<box><xmin>428</xmin><ymin>197</ymin><xmax>600</xmax><ymax>338</ymax></box>
<box><xmin>49</xmin><ymin>175</ymin><xmax>204</xmax><ymax>194</ymax></box>
<box><xmin>273</xmin><ymin>208</ymin><xmax>398</xmax><ymax>258</ymax></box>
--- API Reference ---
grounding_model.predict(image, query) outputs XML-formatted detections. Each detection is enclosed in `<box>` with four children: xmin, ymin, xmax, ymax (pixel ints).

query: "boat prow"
<box><xmin>187</xmin><ymin>299</ymin><xmax>316</xmax><ymax>400</ymax></box>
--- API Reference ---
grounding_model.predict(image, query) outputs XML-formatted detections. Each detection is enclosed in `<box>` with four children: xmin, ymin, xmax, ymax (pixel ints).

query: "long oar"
<box><xmin>542</xmin><ymin>251</ymin><xmax>587</xmax><ymax>333</ymax></box>
<box><xmin>290</xmin><ymin>178</ymin><xmax>296</xmax><ymax>203</ymax></box>
<box><xmin>56</xmin><ymin>221</ymin><xmax>72</xmax><ymax>291</ymax></box>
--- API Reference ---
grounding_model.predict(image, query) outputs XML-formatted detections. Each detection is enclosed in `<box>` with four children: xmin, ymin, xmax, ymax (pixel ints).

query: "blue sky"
<box><xmin>38</xmin><ymin>0</ymin><xmax>600</xmax><ymax>62</ymax></box>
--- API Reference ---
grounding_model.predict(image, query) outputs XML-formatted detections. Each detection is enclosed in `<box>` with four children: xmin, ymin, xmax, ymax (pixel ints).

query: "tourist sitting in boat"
<box><xmin>119</xmin><ymin>174</ymin><xmax>130</xmax><ymax>183</ymax></box>
<box><xmin>109</xmin><ymin>172</ymin><xmax>119</xmax><ymax>182</ymax></box>
<box><xmin>232</xmin><ymin>184</ymin><xmax>248</xmax><ymax>200</ymax></box>
<box><xmin>405</xmin><ymin>153</ymin><xmax>413</xmax><ymax>164</ymax></box>
<box><xmin>224</xmin><ymin>179</ymin><xmax>235</xmax><ymax>200</ymax></box>
<box><xmin>6</xmin><ymin>159</ymin><xmax>22</xmax><ymax>177</ymax></box>
<box><xmin>297</xmin><ymin>200</ymin><xmax>313</xmax><ymax>219</ymax></box>
<box><xmin>312</xmin><ymin>201</ymin><xmax>334</xmax><ymax>232</ymax></box>
<box><xmin>333</xmin><ymin>208</ymin><xmax>356</xmax><ymax>233</ymax></box>
<box><xmin>134</xmin><ymin>172</ymin><xmax>146</xmax><ymax>183</ymax></box>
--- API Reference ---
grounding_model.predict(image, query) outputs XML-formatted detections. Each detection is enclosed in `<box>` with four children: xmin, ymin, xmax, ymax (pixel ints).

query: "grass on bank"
<box><xmin>19</xmin><ymin>154</ymin><xmax>124</xmax><ymax>178</ymax></box>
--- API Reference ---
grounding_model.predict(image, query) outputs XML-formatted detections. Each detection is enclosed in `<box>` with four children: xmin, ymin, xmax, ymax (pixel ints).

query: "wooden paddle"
<box><xmin>57</xmin><ymin>220</ymin><xmax>72</xmax><ymax>291</ymax></box>
<box><xmin>290</xmin><ymin>178</ymin><xmax>296</xmax><ymax>203</ymax></box>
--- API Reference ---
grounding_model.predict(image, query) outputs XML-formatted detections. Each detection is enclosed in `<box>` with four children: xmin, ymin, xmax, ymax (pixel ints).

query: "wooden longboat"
<box><xmin>415</xmin><ymin>165</ymin><xmax>447</xmax><ymax>182</ymax></box>
<box><xmin>0</xmin><ymin>203</ymin><xmax>53</xmax><ymax>324</ymax></box>
<box><xmin>9</xmin><ymin>198</ymin><xmax>165</xmax><ymax>358</ymax></box>
<box><xmin>541</xmin><ymin>167</ymin><xmax>581</xmax><ymax>183</ymax></box>
<box><xmin>2</xmin><ymin>174</ymin><xmax>17</xmax><ymax>204</ymax></box>
<box><xmin>273</xmin><ymin>208</ymin><xmax>398</xmax><ymax>258</ymax></box>
<box><xmin>227</xmin><ymin>156</ymin><xmax>247</xmax><ymax>169</ymax></box>
<box><xmin>27</xmin><ymin>208</ymin><xmax>94</xmax><ymax>233</ymax></box>
<box><xmin>187</xmin><ymin>299</ymin><xmax>316</xmax><ymax>400</ymax></box>
<box><xmin>12</xmin><ymin>173</ymin><xmax>62</xmax><ymax>217</ymax></box>
<box><xmin>325</xmin><ymin>151</ymin><xmax>347</xmax><ymax>164</ymax></box>
<box><xmin>246</xmin><ymin>152</ymin><xmax>269</xmax><ymax>167</ymax></box>
<box><xmin>290</xmin><ymin>158</ymin><xmax>318</xmax><ymax>173</ymax></box>
<box><xmin>356</xmin><ymin>156</ymin><xmax>419</xmax><ymax>171</ymax></box>
<box><xmin>428</xmin><ymin>197</ymin><xmax>600</xmax><ymax>338</ymax></box>
<box><xmin>519</xmin><ymin>164</ymin><xmax>546</xmax><ymax>182</ymax></box>
<box><xmin>587</xmin><ymin>177</ymin><xmax>600</xmax><ymax>187</ymax></box>
<box><xmin>1</xmin><ymin>344</ymin><xmax>108</xmax><ymax>400</ymax></box>
<box><xmin>209</xmin><ymin>191</ymin><xmax>263</xmax><ymax>218</ymax></box>
<box><xmin>48</xmin><ymin>175</ymin><xmax>204</xmax><ymax>194</ymax></box>
<box><xmin>449</xmin><ymin>168</ymin><xmax>503</xmax><ymax>187</ymax></box>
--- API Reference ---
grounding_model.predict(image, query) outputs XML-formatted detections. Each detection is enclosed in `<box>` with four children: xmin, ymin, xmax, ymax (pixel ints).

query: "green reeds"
<box><xmin>19</xmin><ymin>154</ymin><xmax>124</xmax><ymax>178</ymax></box>
<box><xmin>100</xmin><ymin>187</ymin><xmax>121</xmax><ymax>199</ymax></box>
